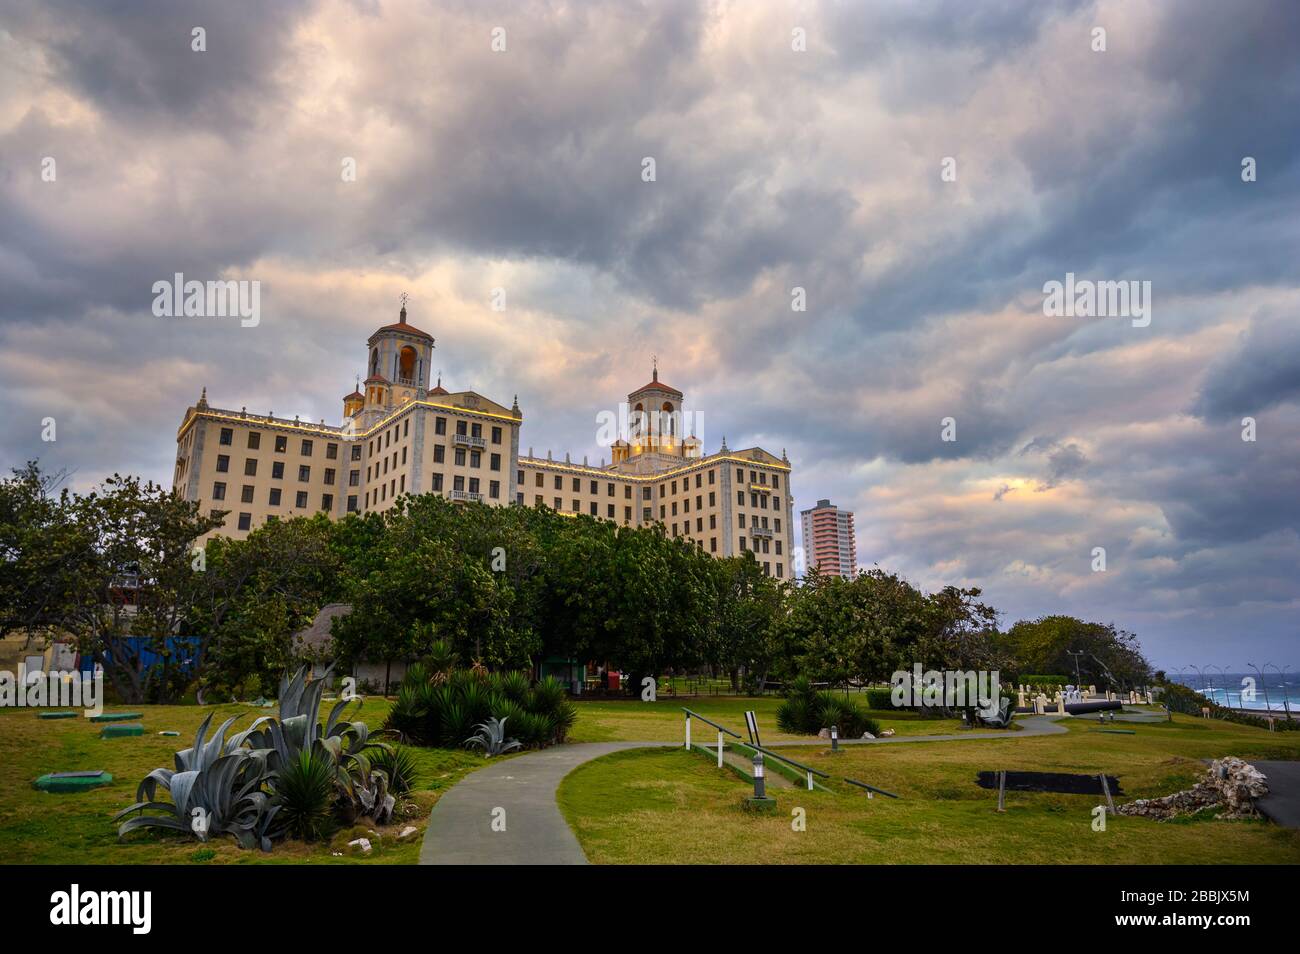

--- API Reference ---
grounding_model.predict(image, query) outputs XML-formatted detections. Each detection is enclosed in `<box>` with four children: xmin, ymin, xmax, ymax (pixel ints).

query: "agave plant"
<box><xmin>114</xmin><ymin>712</ymin><xmax>281</xmax><ymax>851</ymax></box>
<box><xmin>465</xmin><ymin>716</ymin><xmax>522</xmax><ymax>757</ymax></box>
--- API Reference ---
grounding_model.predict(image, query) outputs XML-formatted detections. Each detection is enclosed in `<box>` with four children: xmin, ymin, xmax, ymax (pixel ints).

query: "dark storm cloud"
<box><xmin>1</xmin><ymin>0</ymin><xmax>1299</xmax><ymax>666</ymax></box>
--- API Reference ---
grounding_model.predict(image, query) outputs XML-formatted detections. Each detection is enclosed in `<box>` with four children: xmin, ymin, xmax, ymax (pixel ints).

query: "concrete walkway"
<box><xmin>419</xmin><ymin>742</ymin><xmax>663</xmax><ymax>865</ymax></box>
<box><xmin>1253</xmin><ymin>761</ymin><xmax>1300</xmax><ymax>829</ymax></box>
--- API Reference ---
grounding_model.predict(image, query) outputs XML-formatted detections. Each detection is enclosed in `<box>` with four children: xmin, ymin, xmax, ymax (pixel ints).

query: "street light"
<box><xmin>1209</xmin><ymin>665</ymin><xmax>1230</xmax><ymax>708</ymax></box>
<box><xmin>1265</xmin><ymin>663</ymin><xmax>1291</xmax><ymax>719</ymax></box>
<box><xmin>1191</xmin><ymin>665</ymin><xmax>1208</xmax><ymax>694</ymax></box>
<box><xmin>1247</xmin><ymin>663</ymin><xmax>1272</xmax><ymax>713</ymax></box>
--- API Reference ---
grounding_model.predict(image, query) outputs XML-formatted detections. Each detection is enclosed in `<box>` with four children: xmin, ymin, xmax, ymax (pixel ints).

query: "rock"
<box><xmin>880</xmin><ymin>729</ymin><xmax>895</xmax><ymax>737</ymax></box>
<box><xmin>347</xmin><ymin>837</ymin><xmax>372</xmax><ymax>853</ymax></box>
<box><xmin>817</xmin><ymin>728</ymin><xmax>830</xmax><ymax>739</ymax></box>
<box><xmin>398</xmin><ymin>826</ymin><xmax>418</xmax><ymax>839</ymax></box>
<box><xmin>1117</xmin><ymin>756</ymin><xmax>1269</xmax><ymax>821</ymax></box>
<box><xmin>861</xmin><ymin>731</ymin><xmax>875</xmax><ymax>740</ymax></box>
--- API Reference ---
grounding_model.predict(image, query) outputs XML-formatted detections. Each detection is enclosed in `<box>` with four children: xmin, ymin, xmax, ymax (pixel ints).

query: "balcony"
<box><xmin>450</xmin><ymin>489</ymin><xmax>483</xmax><ymax>503</ymax></box>
<box><xmin>396</xmin><ymin>376</ymin><xmax>420</xmax><ymax>388</ymax></box>
<box><xmin>453</xmin><ymin>433</ymin><xmax>486</xmax><ymax>449</ymax></box>
<box><xmin>749</xmin><ymin>525</ymin><xmax>774</xmax><ymax>539</ymax></box>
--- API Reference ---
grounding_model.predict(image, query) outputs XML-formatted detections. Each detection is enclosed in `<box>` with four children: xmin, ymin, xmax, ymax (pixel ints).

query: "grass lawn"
<box><xmin>557</xmin><ymin>712</ymin><xmax>1300</xmax><ymax>864</ymax></box>
<box><xmin>0</xmin><ymin>697</ymin><xmax>488</xmax><ymax>865</ymax></box>
<box><xmin>569</xmin><ymin>695</ymin><xmax>962</xmax><ymax>742</ymax></box>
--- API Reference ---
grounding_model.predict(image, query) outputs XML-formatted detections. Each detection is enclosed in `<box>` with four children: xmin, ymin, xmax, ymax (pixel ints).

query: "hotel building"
<box><xmin>800</xmin><ymin>498</ymin><xmax>856</xmax><ymax>579</ymax></box>
<box><xmin>174</xmin><ymin>305</ymin><xmax>796</xmax><ymax>578</ymax></box>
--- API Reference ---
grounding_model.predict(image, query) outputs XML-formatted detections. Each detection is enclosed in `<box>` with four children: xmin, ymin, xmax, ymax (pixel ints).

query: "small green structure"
<box><xmin>100</xmin><ymin>723</ymin><xmax>144</xmax><ymax>738</ymax></box>
<box><xmin>33</xmin><ymin>771</ymin><xmax>113</xmax><ymax>793</ymax></box>
<box><xmin>37</xmin><ymin>711</ymin><xmax>79</xmax><ymax>720</ymax></box>
<box><xmin>90</xmin><ymin>712</ymin><xmax>142</xmax><ymax>722</ymax></box>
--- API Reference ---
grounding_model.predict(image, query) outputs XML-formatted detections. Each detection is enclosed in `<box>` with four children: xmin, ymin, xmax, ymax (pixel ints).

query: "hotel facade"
<box><xmin>174</xmin><ymin>305</ymin><xmax>796</xmax><ymax>579</ymax></box>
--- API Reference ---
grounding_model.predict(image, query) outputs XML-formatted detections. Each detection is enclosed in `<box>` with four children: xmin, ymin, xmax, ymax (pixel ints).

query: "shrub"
<box><xmin>866</xmin><ymin>687</ymin><xmax>895</xmax><ymax>710</ymax></box>
<box><xmin>777</xmin><ymin>683</ymin><xmax>880</xmax><ymax>737</ymax></box>
<box><xmin>367</xmin><ymin>744</ymin><xmax>420</xmax><ymax>795</ymax></box>
<box><xmin>276</xmin><ymin>749</ymin><xmax>338</xmax><ymax>842</ymax></box>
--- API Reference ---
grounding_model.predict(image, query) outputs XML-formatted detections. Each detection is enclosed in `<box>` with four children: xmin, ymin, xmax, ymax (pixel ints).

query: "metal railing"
<box><xmin>736</xmin><ymin>739</ymin><xmax>829</xmax><ymax>791</ymax></box>
<box><xmin>844</xmin><ymin>777</ymin><xmax>900</xmax><ymax>799</ymax></box>
<box><xmin>682</xmin><ymin>708</ymin><xmax>740</xmax><ymax>769</ymax></box>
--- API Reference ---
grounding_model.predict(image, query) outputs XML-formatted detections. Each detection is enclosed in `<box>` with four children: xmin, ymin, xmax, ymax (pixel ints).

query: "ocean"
<box><xmin>1169</xmin><ymin>670</ymin><xmax>1299</xmax><ymax>713</ymax></box>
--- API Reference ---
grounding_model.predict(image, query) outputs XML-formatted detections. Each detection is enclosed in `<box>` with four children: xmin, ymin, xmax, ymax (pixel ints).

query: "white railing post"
<box><xmin>717</xmin><ymin>730</ymin><xmax>724</xmax><ymax>767</ymax></box>
<box><xmin>806</xmin><ymin>770</ymin><xmax>814</xmax><ymax>791</ymax></box>
<box><xmin>684</xmin><ymin>713</ymin><xmax>691</xmax><ymax>750</ymax></box>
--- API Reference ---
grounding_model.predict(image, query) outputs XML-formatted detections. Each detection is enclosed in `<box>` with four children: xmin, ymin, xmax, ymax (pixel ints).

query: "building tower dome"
<box><xmin>365</xmin><ymin>295</ymin><xmax>436</xmax><ymax>410</ymax></box>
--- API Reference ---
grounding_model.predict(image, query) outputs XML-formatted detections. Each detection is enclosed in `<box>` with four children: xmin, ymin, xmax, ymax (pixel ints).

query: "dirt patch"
<box><xmin>976</xmin><ymin>770</ymin><xmax>1123</xmax><ymax>796</ymax></box>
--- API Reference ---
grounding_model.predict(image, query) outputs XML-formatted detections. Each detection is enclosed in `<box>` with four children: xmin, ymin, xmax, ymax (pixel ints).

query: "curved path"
<box><xmin>419</xmin><ymin>742</ymin><xmax>663</xmax><ymax>865</ymax></box>
<box><xmin>419</xmin><ymin>715</ymin><xmax>1077</xmax><ymax>864</ymax></box>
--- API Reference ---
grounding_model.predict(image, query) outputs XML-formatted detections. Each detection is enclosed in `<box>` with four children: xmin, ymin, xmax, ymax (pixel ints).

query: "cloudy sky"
<box><xmin>3</xmin><ymin>0</ymin><xmax>1298</xmax><ymax>669</ymax></box>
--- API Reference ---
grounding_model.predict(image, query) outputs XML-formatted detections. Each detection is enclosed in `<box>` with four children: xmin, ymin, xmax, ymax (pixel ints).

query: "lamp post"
<box><xmin>752</xmin><ymin>752</ymin><xmax>766</xmax><ymax>800</ymax></box>
<box><xmin>1191</xmin><ymin>665</ymin><xmax>1208</xmax><ymax>694</ymax></box>
<box><xmin>1248</xmin><ymin>663</ymin><xmax>1272</xmax><ymax>714</ymax></box>
<box><xmin>1266</xmin><ymin>664</ymin><xmax>1291</xmax><ymax>719</ymax></box>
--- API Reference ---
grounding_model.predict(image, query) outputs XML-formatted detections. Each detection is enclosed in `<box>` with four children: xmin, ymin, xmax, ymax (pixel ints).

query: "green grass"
<box><xmin>0</xmin><ymin>697</ymin><xmax>489</xmax><ymax>865</ymax></box>
<box><xmin>558</xmin><ymin>713</ymin><xmax>1300</xmax><ymax>864</ymax></box>
<box><xmin>569</xmin><ymin>695</ymin><xmax>961</xmax><ymax>742</ymax></box>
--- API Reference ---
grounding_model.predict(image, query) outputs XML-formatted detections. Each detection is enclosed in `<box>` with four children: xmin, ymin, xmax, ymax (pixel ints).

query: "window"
<box><xmin>710</xmin><ymin>537</ymin><xmax>717</xmax><ymax>553</ymax></box>
<box><xmin>212</xmin><ymin>482</ymin><xmax>227</xmax><ymax>500</ymax></box>
<box><xmin>554</xmin><ymin>475</ymin><xmax>562</xmax><ymax>490</ymax></box>
<box><xmin>590</xmin><ymin>502</ymin><xmax>598</xmax><ymax>516</ymax></box>
<box><xmin>272</xmin><ymin>462</ymin><xmax>284</xmax><ymax>480</ymax></box>
<box><xmin>659</xmin><ymin>505</ymin><xmax>665</xmax><ymax>519</ymax></box>
<box><xmin>642</xmin><ymin>507</ymin><xmax>652</xmax><ymax>522</ymax></box>
<box><xmin>625</xmin><ymin>506</ymin><xmax>632</xmax><ymax>521</ymax></box>
<box><xmin>248</xmin><ymin>432</ymin><xmax>261</xmax><ymax>449</ymax></box>
<box><xmin>774</xmin><ymin>519</ymin><xmax>781</xmax><ymax>532</ymax></box>
<box><xmin>572</xmin><ymin>499</ymin><xmax>580</xmax><ymax>511</ymax></box>
<box><xmin>708</xmin><ymin>469</ymin><xmax>715</xmax><ymax>484</ymax></box>
<box><xmin>435</xmin><ymin>417</ymin><xmax>447</xmax><ymax>435</ymax></box>
<box><xmin>624</xmin><ymin>485</ymin><xmax>632</xmax><ymax>499</ymax></box>
<box><xmin>535</xmin><ymin>495</ymin><xmax>543</xmax><ymax>506</ymax></box>
<box><xmin>773</xmin><ymin>475</ymin><xmax>780</xmax><ymax>489</ymax></box>
<box><xmin>776</xmin><ymin>562</ymin><xmax>783</xmax><ymax>578</ymax></box>
<box><xmin>491</xmin><ymin>426</ymin><xmax>502</xmax><ymax>444</ymax></box>
<box><xmin>275</xmin><ymin>435</ymin><xmax>287</xmax><ymax>453</ymax></box>
<box><xmin>608</xmin><ymin>504</ymin><xmax>615</xmax><ymax>518</ymax></box>
<box><xmin>536</xmin><ymin>473</ymin><xmax>543</xmax><ymax>487</ymax></box>
<box><xmin>590</xmin><ymin>480</ymin><xmax>598</xmax><ymax>494</ymax></box>
<box><xmin>244</xmin><ymin>458</ymin><xmax>257</xmax><ymax>477</ymax></box>
<box><xmin>489</xmin><ymin>480</ymin><xmax>500</xmax><ymax>499</ymax></box>
<box><xmin>471</xmin><ymin>422</ymin><xmax>482</xmax><ymax>439</ymax></box>
<box><xmin>456</xmin><ymin>420</ymin><xmax>467</xmax><ymax>436</ymax></box>
<box><xmin>241</xmin><ymin>485</ymin><xmax>254</xmax><ymax>504</ymax></box>
<box><xmin>737</xmin><ymin>490</ymin><xmax>744</xmax><ymax>505</ymax></box>
<box><xmin>301</xmin><ymin>439</ymin><xmax>313</xmax><ymax>456</ymax></box>
<box><xmin>220</xmin><ymin>428</ymin><xmax>233</xmax><ymax>445</ymax></box>
<box><xmin>351</xmin><ymin>444</ymin><xmax>362</xmax><ymax>461</ymax></box>
<box><xmin>572</xmin><ymin>477</ymin><xmax>580</xmax><ymax>492</ymax></box>
<box><xmin>298</xmin><ymin>465</ymin><xmax>310</xmax><ymax>482</ymax></box>
<box><xmin>403</xmin><ymin>420</ymin><xmax>409</xmax><ymax>438</ymax></box>
<box><xmin>739</xmin><ymin>514</ymin><xmax>746</xmax><ymax>528</ymax></box>
<box><xmin>347</xmin><ymin>495</ymin><xmax>358</xmax><ymax>512</ymax></box>
<box><xmin>324</xmin><ymin>468</ymin><xmax>336</xmax><ymax>485</ymax></box>
<box><xmin>216</xmin><ymin>454</ymin><xmax>229</xmax><ymax>473</ymax></box>
<box><xmin>238</xmin><ymin>512</ymin><xmax>251</xmax><ymax>531</ymax></box>
<box><xmin>740</xmin><ymin>538</ymin><xmax>747</xmax><ymax>551</ymax></box>
<box><xmin>554</xmin><ymin>497</ymin><xmax>562</xmax><ymax>510</ymax></box>
<box><xmin>432</xmin><ymin>474</ymin><xmax>443</xmax><ymax>491</ymax></box>
<box><xmin>608</xmin><ymin>483</ymin><xmax>615</xmax><ymax>497</ymax></box>
<box><xmin>469</xmin><ymin>477</ymin><xmax>480</xmax><ymax>494</ymax></box>
<box><xmin>400</xmin><ymin>475</ymin><xmax>405</xmax><ymax>493</ymax></box>
<box><xmin>517</xmin><ymin>492</ymin><xmax>524</xmax><ymax>505</ymax></box>
<box><xmin>775</xmin><ymin>541</ymin><xmax>782</xmax><ymax>555</ymax></box>
<box><xmin>322</xmin><ymin>494</ymin><xmax>333</xmax><ymax>512</ymax></box>
<box><xmin>517</xmin><ymin>470</ymin><xmax>524</xmax><ymax>484</ymax></box>
<box><xmin>736</xmin><ymin>468</ymin><xmax>744</xmax><ymax>482</ymax></box>
<box><xmin>490</xmin><ymin>453</ymin><xmax>501</xmax><ymax>471</ymax></box>
<box><xmin>470</xmin><ymin>451</ymin><xmax>481</xmax><ymax>468</ymax></box>
<box><xmin>326</xmin><ymin>443</ymin><xmax>338</xmax><ymax>460</ymax></box>
<box><xmin>697</xmin><ymin>517</ymin><xmax>703</xmax><ymax>532</ymax></box>
<box><xmin>455</xmin><ymin>448</ymin><xmax>466</xmax><ymax>466</ymax></box>
<box><xmin>642</xmin><ymin>487</ymin><xmax>651</xmax><ymax>500</ymax></box>
<box><xmin>710</xmin><ymin>514</ymin><xmax>716</xmax><ymax>529</ymax></box>
<box><xmin>269</xmin><ymin>488</ymin><xmax>282</xmax><ymax>506</ymax></box>
<box><xmin>709</xmin><ymin>492</ymin><xmax>716</xmax><ymax>507</ymax></box>
<box><xmin>695</xmin><ymin>473</ymin><xmax>702</xmax><ymax>488</ymax></box>
<box><xmin>435</xmin><ymin>445</ymin><xmax>445</xmax><ymax>463</ymax></box>
<box><xmin>349</xmin><ymin>470</ymin><xmax>360</xmax><ymax>486</ymax></box>
<box><xmin>296</xmin><ymin>491</ymin><xmax>308</xmax><ymax>508</ymax></box>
